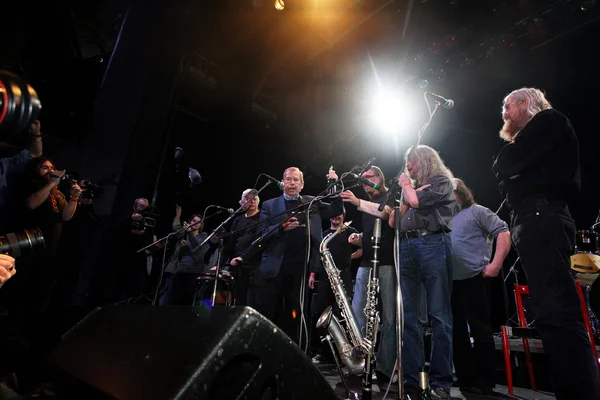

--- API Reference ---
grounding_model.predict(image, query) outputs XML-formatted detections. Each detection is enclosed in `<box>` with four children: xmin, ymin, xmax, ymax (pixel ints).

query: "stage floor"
<box><xmin>317</xmin><ymin>365</ymin><xmax>556</xmax><ymax>400</ymax></box>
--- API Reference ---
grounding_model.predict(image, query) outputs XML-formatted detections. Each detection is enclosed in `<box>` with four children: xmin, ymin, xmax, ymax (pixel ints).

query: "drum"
<box><xmin>575</xmin><ymin>230</ymin><xmax>599</xmax><ymax>254</ymax></box>
<box><xmin>571</xmin><ymin>230</ymin><xmax>600</xmax><ymax>274</ymax></box>
<box><xmin>194</xmin><ymin>271</ymin><xmax>235</xmax><ymax>306</ymax></box>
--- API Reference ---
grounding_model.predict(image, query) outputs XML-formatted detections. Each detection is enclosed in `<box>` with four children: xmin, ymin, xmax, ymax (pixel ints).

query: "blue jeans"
<box><xmin>157</xmin><ymin>272</ymin><xmax>175</xmax><ymax>306</ymax></box>
<box><xmin>352</xmin><ymin>264</ymin><xmax>397</xmax><ymax>378</ymax></box>
<box><xmin>400</xmin><ymin>233</ymin><xmax>453</xmax><ymax>390</ymax></box>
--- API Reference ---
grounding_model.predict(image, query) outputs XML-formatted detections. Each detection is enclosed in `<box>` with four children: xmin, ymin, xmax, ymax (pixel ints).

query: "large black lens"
<box><xmin>0</xmin><ymin>71</ymin><xmax>42</xmax><ymax>140</ymax></box>
<box><xmin>0</xmin><ymin>228</ymin><xmax>45</xmax><ymax>258</ymax></box>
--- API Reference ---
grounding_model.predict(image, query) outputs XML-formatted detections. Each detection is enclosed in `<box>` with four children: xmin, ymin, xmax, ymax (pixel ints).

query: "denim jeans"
<box><xmin>157</xmin><ymin>272</ymin><xmax>175</xmax><ymax>306</ymax></box>
<box><xmin>352</xmin><ymin>264</ymin><xmax>397</xmax><ymax>378</ymax></box>
<box><xmin>400</xmin><ymin>233</ymin><xmax>453</xmax><ymax>390</ymax></box>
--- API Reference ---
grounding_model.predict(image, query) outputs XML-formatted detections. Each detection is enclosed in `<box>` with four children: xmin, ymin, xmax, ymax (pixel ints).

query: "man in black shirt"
<box><xmin>341</xmin><ymin>166</ymin><xmax>397</xmax><ymax>387</ymax></box>
<box><xmin>223</xmin><ymin>188</ymin><xmax>262</xmax><ymax>306</ymax></box>
<box><xmin>309</xmin><ymin>210</ymin><xmax>362</xmax><ymax>363</ymax></box>
<box><xmin>493</xmin><ymin>87</ymin><xmax>600</xmax><ymax>400</ymax></box>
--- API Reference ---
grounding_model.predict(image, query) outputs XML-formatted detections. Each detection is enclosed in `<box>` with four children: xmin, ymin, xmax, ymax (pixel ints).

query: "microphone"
<box><xmin>353</xmin><ymin>157</ymin><xmax>376</xmax><ymax>175</ymax></box>
<box><xmin>189</xmin><ymin>168</ymin><xmax>202</xmax><ymax>187</ymax></box>
<box><xmin>263</xmin><ymin>173</ymin><xmax>284</xmax><ymax>191</ymax></box>
<box><xmin>215</xmin><ymin>206</ymin><xmax>235</xmax><ymax>214</ymax></box>
<box><xmin>174</xmin><ymin>147</ymin><xmax>184</xmax><ymax>159</ymax></box>
<box><xmin>425</xmin><ymin>92</ymin><xmax>454</xmax><ymax>109</ymax></box>
<box><xmin>350</xmin><ymin>173</ymin><xmax>381</xmax><ymax>191</ymax></box>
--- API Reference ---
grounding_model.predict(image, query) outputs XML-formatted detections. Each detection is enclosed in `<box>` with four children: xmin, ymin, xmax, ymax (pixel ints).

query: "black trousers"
<box><xmin>451</xmin><ymin>273</ymin><xmax>495</xmax><ymax>392</ymax></box>
<box><xmin>253</xmin><ymin>263</ymin><xmax>306</xmax><ymax>344</ymax></box>
<box><xmin>234</xmin><ymin>264</ymin><xmax>258</xmax><ymax>307</ymax></box>
<box><xmin>170</xmin><ymin>273</ymin><xmax>199</xmax><ymax>305</ymax></box>
<box><xmin>511</xmin><ymin>199</ymin><xmax>600</xmax><ymax>400</ymax></box>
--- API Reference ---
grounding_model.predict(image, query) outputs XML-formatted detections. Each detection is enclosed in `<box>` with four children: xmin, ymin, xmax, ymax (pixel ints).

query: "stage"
<box><xmin>317</xmin><ymin>364</ymin><xmax>556</xmax><ymax>400</ymax></box>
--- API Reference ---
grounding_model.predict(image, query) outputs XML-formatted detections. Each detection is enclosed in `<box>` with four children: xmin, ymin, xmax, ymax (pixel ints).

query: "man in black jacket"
<box><xmin>493</xmin><ymin>87</ymin><xmax>600</xmax><ymax>400</ymax></box>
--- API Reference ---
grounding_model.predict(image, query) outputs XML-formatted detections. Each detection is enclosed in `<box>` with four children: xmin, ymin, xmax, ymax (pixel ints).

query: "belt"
<box><xmin>399</xmin><ymin>228</ymin><xmax>444</xmax><ymax>240</ymax></box>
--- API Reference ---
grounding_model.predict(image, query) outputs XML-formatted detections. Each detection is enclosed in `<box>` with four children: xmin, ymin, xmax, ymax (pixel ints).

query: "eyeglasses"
<box><xmin>502</xmin><ymin>99</ymin><xmax>524</xmax><ymax>112</ymax></box>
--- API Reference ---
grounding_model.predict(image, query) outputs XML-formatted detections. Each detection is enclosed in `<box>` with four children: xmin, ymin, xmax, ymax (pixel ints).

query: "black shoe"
<box><xmin>375</xmin><ymin>371</ymin><xmax>398</xmax><ymax>393</ymax></box>
<box><xmin>460</xmin><ymin>386</ymin><xmax>494</xmax><ymax>395</ymax></box>
<box><xmin>311</xmin><ymin>354</ymin><xmax>326</xmax><ymax>364</ymax></box>
<box><xmin>430</xmin><ymin>386</ymin><xmax>451</xmax><ymax>399</ymax></box>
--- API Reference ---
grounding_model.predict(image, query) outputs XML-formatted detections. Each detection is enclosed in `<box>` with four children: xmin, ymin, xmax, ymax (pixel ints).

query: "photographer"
<box><xmin>12</xmin><ymin>157</ymin><xmax>81</xmax><ymax>350</ymax></box>
<box><xmin>23</xmin><ymin>157</ymin><xmax>81</xmax><ymax>257</ymax></box>
<box><xmin>0</xmin><ymin>120</ymin><xmax>43</xmax><ymax>229</ymax></box>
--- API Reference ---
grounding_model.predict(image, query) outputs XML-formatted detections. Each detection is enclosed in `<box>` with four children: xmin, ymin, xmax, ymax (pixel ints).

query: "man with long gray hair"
<box><xmin>388</xmin><ymin>145</ymin><xmax>456</xmax><ymax>399</ymax></box>
<box><xmin>493</xmin><ymin>87</ymin><xmax>600</xmax><ymax>399</ymax></box>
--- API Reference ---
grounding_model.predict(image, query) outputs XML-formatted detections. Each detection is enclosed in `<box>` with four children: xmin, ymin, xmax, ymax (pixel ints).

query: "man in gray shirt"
<box><xmin>450</xmin><ymin>178</ymin><xmax>510</xmax><ymax>395</ymax></box>
<box><xmin>388</xmin><ymin>145</ymin><xmax>456</xmax><ymax>399</ymax></box>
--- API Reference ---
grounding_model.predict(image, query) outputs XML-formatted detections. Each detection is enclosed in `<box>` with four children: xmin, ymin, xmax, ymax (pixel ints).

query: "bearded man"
<box><xmin>493</xmin><ymin>87</ymin><xmax>600</xmax><ymax>399</ymax></box>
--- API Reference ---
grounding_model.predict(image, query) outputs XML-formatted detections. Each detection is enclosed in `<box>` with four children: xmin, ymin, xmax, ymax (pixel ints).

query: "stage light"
<box><xmin>429</xmin><ymin>40</ymin><xmax>441</xmax><ymax>53</ymax></box>
<box><xmin>501</xmin><ymin>36</ymin><xmax>515</xmax><ymax>48</ymax></box>
<box><xmin>274</xmin><ymin>0</ymin><xmax>285</xmax><ymax>11</ymax></box>
<box><xmin>581</xmin><ymin>0</ymin><xmax>596</xmax><ymax>11</ymax></box>
<box><xmin>371</xmin><ymin>90</ymin><xmax>410</xmax><ymax>135</ymax></box>
<box><xmin>445</xmin><ymin>34</ymin><xmax>457</xmax><ymax>49</ymax></box>
<box><xmin>528</xmin><ymin>18</ymin><xmax>548</xmax><ymax>39</ymax></box>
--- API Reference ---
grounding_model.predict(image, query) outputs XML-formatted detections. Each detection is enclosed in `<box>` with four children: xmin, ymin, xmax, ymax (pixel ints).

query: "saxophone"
<box><xmin>316</xmin><ymin>221</ymin><xmax>371</xmax><ymax>374</ymax></box>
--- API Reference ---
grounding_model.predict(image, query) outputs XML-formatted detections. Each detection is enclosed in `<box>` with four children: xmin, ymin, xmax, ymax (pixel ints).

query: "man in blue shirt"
<box><xmin>450</xmin><ymin>178</ymin><xmax>511</xmax><ymax>395</ymax></box>
<box><xmin>0</xmin><ymin>120</ymin><xmax>43</xmax><ymax>230</ymax></box>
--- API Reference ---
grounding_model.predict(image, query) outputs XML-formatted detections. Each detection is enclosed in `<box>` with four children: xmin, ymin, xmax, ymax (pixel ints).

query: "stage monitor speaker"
<box><xmin>48</xmin><ymin>306</ymin><xmax>338</xmax><ymax>400</ymax></box>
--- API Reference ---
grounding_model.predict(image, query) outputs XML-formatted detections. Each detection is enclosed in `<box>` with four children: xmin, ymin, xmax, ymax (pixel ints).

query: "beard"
<box><xmin>499</xmin><ymin>109</ymin><xmax>533</xmax><ymax>142</ymax></box>
<box><xmin>499</xmin><ymin>119</ymin><xmax>519</xmax><ymax>142</ymax></box>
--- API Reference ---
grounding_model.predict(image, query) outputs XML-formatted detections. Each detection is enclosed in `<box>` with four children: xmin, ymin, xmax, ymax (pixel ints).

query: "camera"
<box><xmin>131</xmin><ymin>208</ymin><xmax>157</xmax><ymax>231</ymax></box>
<box><xmin>0</xmin><ymin>71</ymin><xmax>41</xmax><ymax>139</ymax></box>
<box><xmin>0</xmin><ymin>228</ymin><xmax>45</xmax><ymax>258</ymax></box>
<box><xmin>58</xmin><ymin>173</ymin><xmax>76</xmax><ymax>195</ymax></box>
<box><xmin>79</xmin><ymin>179</ymin><xmax>102</xmax><ymax>200</ymax></box>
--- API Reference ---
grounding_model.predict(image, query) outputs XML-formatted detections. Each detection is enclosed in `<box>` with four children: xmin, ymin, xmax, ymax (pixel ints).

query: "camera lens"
<box><xmin>0</xmin><ymin>228</ymin><xmax>45</xmax><ymax>258</ymax></box>
<box><xmin>0</xmin><ymin>71</ymin><xmax>42</xmax><ymax>139</ymax></box>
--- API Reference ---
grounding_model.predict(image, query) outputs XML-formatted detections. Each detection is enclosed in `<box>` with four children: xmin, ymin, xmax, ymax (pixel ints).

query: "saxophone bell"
<box><xmin>317</xmin><ymin>306</ymin><xmax>365</xmax><ymax>375</ymax></box>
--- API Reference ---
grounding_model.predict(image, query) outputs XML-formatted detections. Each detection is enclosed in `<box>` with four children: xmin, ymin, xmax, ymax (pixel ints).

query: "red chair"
<box><xmin>500</xmin><ymin>283</ymin><xmax>599</xmax><ymax>394</ymax></box>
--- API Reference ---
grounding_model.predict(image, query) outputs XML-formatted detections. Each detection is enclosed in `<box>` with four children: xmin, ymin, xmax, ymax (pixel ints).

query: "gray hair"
<box><xmin>240</xmin><ymin>188</ymin><xmax>260</xmax><ymax>206</ymax></box>
<box><xmin>504</xmin><ymin>87</ymin><xmax>553</xmax><ymax>119</ymax></box>
<box><xmin>133</xmin><ymin>197</ymin><xmax>149</xmax><ymax>210</ymax></box>
<box><xmin>405</xmin><ymin>145</ymin><xmax>454</xmax><ymax>188</ymax></box>
<box><xmin>283</xmin><ymin>167</ymin><xmax>304</xmax><ymax>184</ymax></box>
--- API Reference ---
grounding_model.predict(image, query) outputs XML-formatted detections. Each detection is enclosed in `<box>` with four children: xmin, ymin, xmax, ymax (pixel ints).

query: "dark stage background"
<box><xmin>2</xmin><ymin>0</ymin><xmax>600</xmax><ymax>331</ymax></box>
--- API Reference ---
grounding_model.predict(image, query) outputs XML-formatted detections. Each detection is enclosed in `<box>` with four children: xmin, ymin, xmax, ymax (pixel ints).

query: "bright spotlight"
<box><xmin>274</xmin><ymin>0</ymin><xmax>285</xmax><ymax>10</ymax></box>
<box><xmin>372</xmin><ymin>90</ymin><xmax>409</xmax><ymax>135</ymax></box>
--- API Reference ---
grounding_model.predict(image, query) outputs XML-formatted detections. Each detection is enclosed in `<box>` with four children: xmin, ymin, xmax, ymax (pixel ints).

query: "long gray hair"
<box><xmin>504</xmin><ymin>87</ymin><xmax>553</xmax><ymax>119</ymax></box>
<box><xmin>405</xmin><ymin>145</ymin><xmax>454</xmax><ymax>187</ymax></box>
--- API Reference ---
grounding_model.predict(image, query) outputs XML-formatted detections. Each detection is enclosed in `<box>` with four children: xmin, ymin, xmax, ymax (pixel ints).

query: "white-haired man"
<box><xmin>222</xmin><ymin>188</ymin><xmax>262</xmax><ymax>306</ymax></box>
<box><xmin>493</xmin><ymin>87</ymin><xmax>600</xmax><ymax>399</ymax></box>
